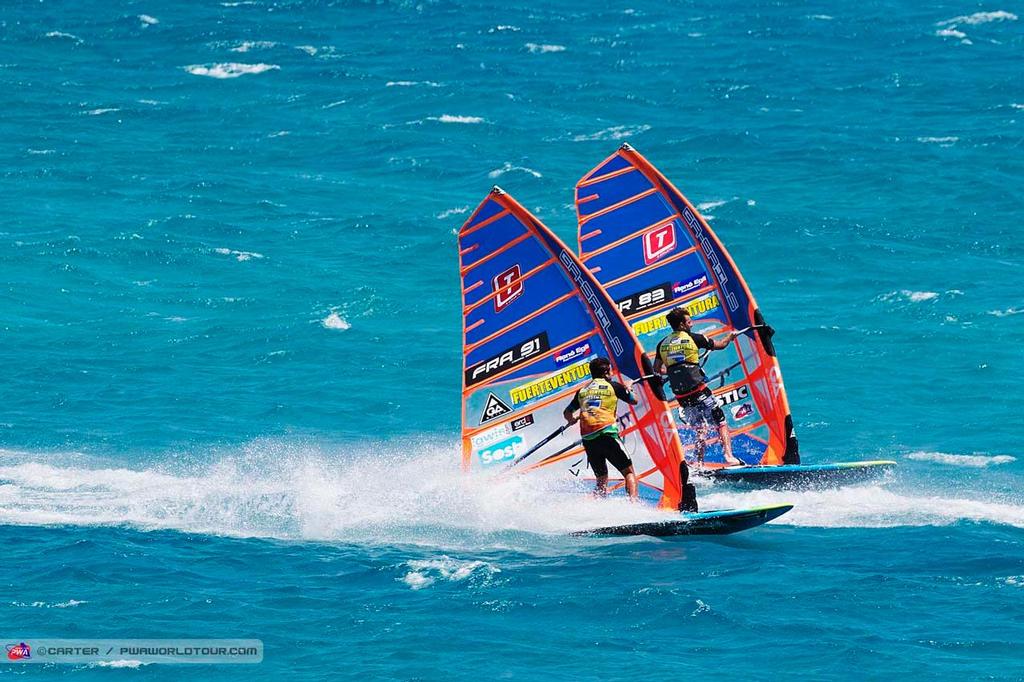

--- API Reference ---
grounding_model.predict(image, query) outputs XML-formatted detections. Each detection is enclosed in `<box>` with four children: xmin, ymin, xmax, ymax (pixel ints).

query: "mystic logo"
<box><xmin>731</xmin><ymin>402</ymin><xmax>754</xmax><ymax>421</ymax></box>
<box><xmin>510</xmin><ymin>414</ymin><xmax>534</xmax><ymax>431</ymax></box>
<box><xmin>554</xmin><ymin>342</ymin><xmax>592</xmax><ymax>366</ymax></box>
<box><xmin>465</xmin><ymin>332</ymin><xmax>551</xmax><ymax>386</ymax></box>
<box><xmin>617</xmin><ymin>283</ymin><xmax>670</xmax><ymax>315</ymax></box>
<box><xmin>479</xmin><ymin>393</ymin><xmax>513</xmax><ymax>425</ymax></box>
<box><xmin>492</xmin><ymin>264</ymin><xmax>523</xmax><ymax>313</ymax></box>
<box><xmin>673</xmin><ymin>274</ymin><xmax>709</xmax><ymax>297</ymax></box>
<box><xmin>643</xmin><ymin>223</ymin><xmax>677</xmax><ymax>264</ymax></box>
<box><xmin>477</xmin><ymin>436</ymin><xmax>523</xmax><ymax>466</ymax></box>
<box><xmin>715</xmin><ymin>385</ymin><xmax>749</xmax><ymax>408</ymax></box>
<box><xmin>6</xmin><ymin>643</ymin><xmax>31</xmax><ymax>661</ymax></box>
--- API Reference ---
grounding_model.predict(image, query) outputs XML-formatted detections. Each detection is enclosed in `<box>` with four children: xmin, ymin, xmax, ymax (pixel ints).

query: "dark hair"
<box><xmin>665</xmin><ymin>307</ymin><xmax>691</xmax><ymax>330</ymax></box>
<box><xmin>589</xmin><ymin>357</ymin><xmax>612</xmax><ymax>378</ymax></box>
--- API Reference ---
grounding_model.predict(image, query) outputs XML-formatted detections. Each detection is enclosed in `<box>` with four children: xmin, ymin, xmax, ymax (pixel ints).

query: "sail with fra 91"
<box><xmin>458</xmin><ymin>187</ymin><xmax>688</xmax><ymax>507</ymax></box>
<box><xmin>575</xmin><ymin>144</ymin><xmax>800</xmax><ymax>468</ymax></box>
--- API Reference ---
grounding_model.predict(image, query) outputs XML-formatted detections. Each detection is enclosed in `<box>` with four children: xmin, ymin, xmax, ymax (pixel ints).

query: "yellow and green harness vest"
<box><xmin>577</xmin><ymin>378</ymin><xmax>620</xmax><ymax>440</ymax></box>
<box><xmin>657</xmin><ymin>330</ymin><xmax>708</xmax><ymax>398</ymax></box>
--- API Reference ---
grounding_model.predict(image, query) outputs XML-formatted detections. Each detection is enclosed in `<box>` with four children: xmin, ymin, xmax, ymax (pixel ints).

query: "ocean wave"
<box><xmin>488</xmin><ymin>25</ymin><xmax>520</xmax><ymax>33</ymax></box>
<box><xmin>937</xmin><ymin>10</ymin><xmax>1017</xmax><ymax>26</ymax></box>
<box><xmin>525</xmin><ymin>43</ymin><xmax>566</xmax><ymax>54</ymax></box>
<box><xmin>917</xmin><ymin>136</ymin><xmax>959</xmax><ymax>146</ymax></box>
<box><xmin>84</xmin><ymin>107</ymin><xmax>121</xmax><ymax>116</ymax></box>
<box><xmin>214</xmin><ymin>247</ymin><xmax>264</xmax><ymax>261</ymax></box>
<box><xmin>11</xmin><ymin>599</ymin><xmax>87</xmax><ymax>608</ymax></box>
<box><xmin>988</xmin><ymin>306</ymin><xmax>1023</xmax><ymax>317</ymax></box>
<box><xmin>907</xmin><ymin>451</ymin><xmax>1016</xmax><ymax>467</ymax></box>
<box><xmin>400</xmin><ymin>557</ymin><xmax>500</xmax><ymax>590</ymax></box>
<box><xmin>879</xmin><ymin>289</ymin><xmax>939</xmax><ymax>303</ymax></box>
<box><xmin>437</xmin><ymin>206</ymin><xmax>469</xmax><ymax>220</ymax></box>
<box><xmin>571</xmin><ymin>124</ymin><xmax>651</xmax><ymax>142</ymax></box>
<box><xmin>138</xmin><ymin>14</ymin><xmax>159</xmax><ymax>26</ymax></box>
<box><xmin>45</xmin><ymin>31</ymin><xmax>83</xmax><ymax>43</ymax></box>
<box><xmin>184</xmin><ymin>63</ymin><xmax>279</xmax><ymax>79</ymax></box>
<box><xmin>488</xmin><ymin>162</ymin><xmax>542</xmax><ymax>179</ymax></box>
<box><xmin>428</xmin><ymin>114</ymin><xmax>485</xmax><ymax>124</ymax></box>
<box><xmin>321</xmin><ymin>312</ymin><xmax>351</xmax><ymax>330</ymax></box>
<box><xmin>231</xmin><ymin>40</ymin><xmax>277</xmax><ymax>52</ymax></box>
<box><xmin>935</xmin><ymin>28</ymin><xmax>971</xmax><ymax>43</ymax></box>
<box><xmin>386</xmin><ymin>80</ymin><xmax>441</xmax><ymax>87</ymax></box>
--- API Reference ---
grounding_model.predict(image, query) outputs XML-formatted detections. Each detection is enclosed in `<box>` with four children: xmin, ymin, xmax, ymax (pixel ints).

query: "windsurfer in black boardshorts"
<box><xmin>563</xmin><ymin>357</ymin><xmax>639</xmax><ymax>501</ymax></box>
<box><xmin>653</xmin><ymin>307</ymin><xmax>741</xmax><ymax>509</ymax></box>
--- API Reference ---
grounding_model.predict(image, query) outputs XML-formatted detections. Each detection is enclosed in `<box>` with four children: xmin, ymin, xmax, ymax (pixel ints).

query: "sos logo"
<box><xmin>477</xmin><ymin>436</ymin><xmax>523</xmax><ymax>466</ymax></box>
<box><xmin>493</xmin><ymin>264</ymin><xmax>523</xmax><ymax>312</ymax></box>
<box><xmin>643</xmin><ymin>223</ymin><xmax>676</xmax><ymax>264</ymax></box>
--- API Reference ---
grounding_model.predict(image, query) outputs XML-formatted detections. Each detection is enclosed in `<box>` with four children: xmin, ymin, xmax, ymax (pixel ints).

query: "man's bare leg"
<box><xmin>622</xmin><ymin>466</ymin><xmax>638</xmax><ymax>501</ymax></box>
<box><xmin>719</xmin><ymin>423</ymin><xmax>741</xmax><ymax>465</ymax></box>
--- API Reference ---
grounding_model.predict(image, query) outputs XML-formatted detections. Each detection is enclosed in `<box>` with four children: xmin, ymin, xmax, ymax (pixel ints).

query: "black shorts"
<box><xmin>582</xmin><ymin>434</ymin><xmax>633</xmax><ymax>478</ymax></box>
<box><xmin>676</xmin><ymin>387</ymin><xmax>726</xmax><ymax>428</ymax></box>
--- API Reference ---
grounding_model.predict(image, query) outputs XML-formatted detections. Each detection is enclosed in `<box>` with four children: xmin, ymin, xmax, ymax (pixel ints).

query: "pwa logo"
<box><xmin>492</xmin><ymin>264</ymin><xmax>523</xmax><ymax>312</ymax></box>
<box><xmin>6</xmin><ymin>642</ymin><xmax>31</xmax><ymax>661</ymax></box>
<box><xmin>643</xmin><ymin>223</ymin><xmax>676</xmax><ymax>264</ymax></box>
<box><xmin>477</xmin><ymin>436</ymin><xmax>523</xmax><ymax>466</ymax></box>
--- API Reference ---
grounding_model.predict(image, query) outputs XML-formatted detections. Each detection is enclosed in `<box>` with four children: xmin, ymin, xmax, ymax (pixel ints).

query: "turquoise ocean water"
<box><xmin>2</xmin><ymin>0</ymin><xmax>1023</xmax><ymax>678</ymax></box>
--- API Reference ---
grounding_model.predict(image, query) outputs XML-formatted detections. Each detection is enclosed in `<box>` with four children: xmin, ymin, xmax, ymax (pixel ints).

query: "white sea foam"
<box><xmin>880</xmin><ymin>289</ymin><xmax>940</xmax><ymax>303</ymax></box>
<box><xmin>488</xmin><ymin>162</ymin><xmax>542</xmax><ymax>179</ymax></box>
<box><xmin>84</xmin><ymin>107</ymin><xmax>121</xmax><ymax>116</ymax></box>
<box><xmin>1012</xmin><ymin>103</ymin><xmax>1024</xmax><ymax>110</ymax></box>
<box><xmin>907</xmin><ymin>451</ymin><xmax>1016</xmax><ymax>467</ymax></box>
<box><xmin>321</xmin><ymin>312</ymin><xmax>350</xmax><ymax>330</ymax></box>
<box><xmin>525</xmin><ymin>43</ymin><xmax>566</xmax><ymax>53</ymax></box>
<box><xmin>808</xmin><ymin>14</ymin><xmax>834</xmax><ymax>20</ymax></box>
<box><xmin>989</xmin><ymin>306</ymin><xmax>1023</xmax><ymax>317</ymax></box>
<box><xmin>488</xmin><ymin>25</ymin><xmax>520</xmax><ymax>32</ymax></box>
<box><xmin>572</xmin><ymin>124</ymin><xmax>651</xmax><ymax>142</ymax></box>
<box><xmin>323</xmin><ymin>100</ymin><xmax>347</xmax><ymax>109</ymax></box>
<box><xmin>184</xmin><ymin>63</ymin><xmax>279</xmax><ymax>79</ymax></box>
<box><xmin>45</xmin><ymin>31</ymin><xmax>83</xmax><ymax>43</ymax></box>
<box><xmin>935</xmin><ymin>28</ymin><xmax>971</xmax><ymax>43</ymax></box>
<box><xmin>437</xmin><ymin>206</ymin><xmax>469</xmax><ymax>220</ymax></box>
<box><xmin>214</xmin><ymin>247</ymin><xmax>264</xmax><ymax>261</ymax></box>
<box><xmin>92</xmin><ymin>661</ymin><xmax>148</xmax><ymax>669</ymax></box>
<box><xmin>937</xmin><ymin>10</ymin><xmax>1017</xmax><ymax>26</ymax></box>
<box><xmin>917</xmin><ymin>136</ymin><xmax>959</xmax><ymax>146</ymax></box>
<box><xmin>429</xmin><ymin>114</ymin><xmax>485</xmax><ymax>124</ymax></box>
<box><xmin>386</xmin><ymin>80</ymin><xmax>441</xmax><ymax>87</ymax></box>
<box><xmin>400</xmin><ymin>557</ymin><xmax>499</xmax><ymax>590</ymax></box>
<box><xmin>27</xmin><ymin>149</ymin><xmax>56</xmax><ymax>155</ymax></box>
<box><xmin>138</xmin><ymin>14</ymin><xmax>159</xmax><ymax>25</ymax></box>
<box><xmin>2</xmin><ymin>443</ymin><xmax>1023</xmax><ymax>548</ymax></box>
<box><xmin>231</xmin><ymin>40</ymin><xmax>277</xmax><ymax>52</ymax></box>
<box><xmin>11</xmin><ymin>599</ymin><xmax>87</xmax><ymax>608</ymax></box>
<box><xmin>697</xmin><ymin>199</ymin><xmax>730</xmax><ymax>212</ymax></box>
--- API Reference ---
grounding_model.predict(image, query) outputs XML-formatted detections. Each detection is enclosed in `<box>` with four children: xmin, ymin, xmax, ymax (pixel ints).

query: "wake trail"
<box><xmin>1</xmin><ymin>442</ymin><xmax>1022</xmax><ymax>547</ymax></box>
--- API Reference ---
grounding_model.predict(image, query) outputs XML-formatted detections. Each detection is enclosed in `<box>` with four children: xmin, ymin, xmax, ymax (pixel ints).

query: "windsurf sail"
<box><xmin>458</xmin><ymin>187</ymin><xmax>688</xmax><ymax>508</ymax></box>
<box><xmin>574</xmin><ymin>144</ymin><xmax>799</xmax><ymax>467</ymax></box>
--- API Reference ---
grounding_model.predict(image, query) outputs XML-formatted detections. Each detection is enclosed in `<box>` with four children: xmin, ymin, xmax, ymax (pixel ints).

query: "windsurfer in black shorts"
<box><xmin>563</xmin><ymin>357</ymin><xmax>639</xmax><ymax>501</ymax></box>
<box><xmin>654</xmin><ymin>307</ymin><xmax>742</xmax><ymax>475</ymax></box>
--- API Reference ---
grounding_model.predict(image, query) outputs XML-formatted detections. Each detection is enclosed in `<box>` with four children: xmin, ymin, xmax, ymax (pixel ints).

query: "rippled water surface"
<box><xmin>2</xmin><ymin>0</ymin><xmax>1023</xmax><ymax>678</ymax></box>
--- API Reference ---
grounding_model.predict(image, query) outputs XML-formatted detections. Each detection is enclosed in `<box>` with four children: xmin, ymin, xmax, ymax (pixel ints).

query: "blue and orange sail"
<box><xmin>458</xmin><ymin>187</ymin><xmax>687</xmax><ymax>507</ymax></box>
<box><xmin>575</xmin><ymin>144</ymin><xmax>800</xmax><ymax>467</ymax></box>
